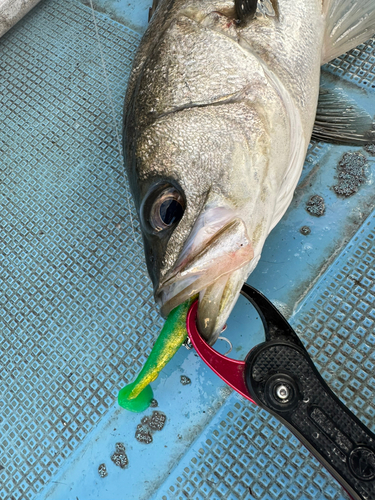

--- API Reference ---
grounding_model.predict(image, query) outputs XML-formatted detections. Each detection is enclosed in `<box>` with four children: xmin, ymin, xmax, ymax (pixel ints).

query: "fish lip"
<box><xmin>155</xmin><ymin>217</ymin><xmax>254</xmax><ymax>318</ymax></box>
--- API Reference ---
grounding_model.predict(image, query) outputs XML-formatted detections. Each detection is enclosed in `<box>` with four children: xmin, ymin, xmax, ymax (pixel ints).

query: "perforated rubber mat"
<box><xmin>325</xmin><ymin>37</ymin><xmax>375</xmax><ymax>90</ymax></box>
<box><xmin>0</xmin><ymin>1</ymin><xmax>374</xmax><ymax>499</ymax></box>
<box><xmin>0</xmin><ymin>2</ymin><xmax>159</xmax><ymax>498</ymax></box>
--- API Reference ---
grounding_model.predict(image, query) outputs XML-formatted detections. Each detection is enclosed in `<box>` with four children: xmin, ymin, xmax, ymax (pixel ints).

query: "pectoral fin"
<box><xmin>312</xmin><ymin>85</ymin><xmax>375</xmax><ymax>145</ymax></box>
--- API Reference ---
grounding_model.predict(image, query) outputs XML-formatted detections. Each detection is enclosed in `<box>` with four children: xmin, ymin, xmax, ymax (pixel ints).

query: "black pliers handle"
<box><xmin>187</xmin><ymin>283</ymin><xmax>375</xmax><ymax>500</ymax></box>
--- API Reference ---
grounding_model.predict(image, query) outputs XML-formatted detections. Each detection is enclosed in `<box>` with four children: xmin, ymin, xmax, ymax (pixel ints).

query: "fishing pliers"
<box><xmin>187</xmin><ymin>283</ymin><xmax>375</xmax><ymax>500</ymax></box>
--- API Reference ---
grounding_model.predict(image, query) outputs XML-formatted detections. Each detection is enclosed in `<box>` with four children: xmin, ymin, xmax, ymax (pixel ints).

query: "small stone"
<box><xmin>111</xmin><ymin>442</ymin><xmax>128</xmax><ymax>469</ymax></box>
<box><xmin>98</xmin><ymin>463</ymin><xmax>108</xmax><ymax>478</ymax></box>
<box><xmin>141</xmin><ymin>416</ymin><xmax>150</xmax><ymax>425</ymax></box>
<box><xmin>135</xmin><ymin>424</ymin><xmax>153</xmax><ymax>444</ymax></box>
<box><xmin>180</xmin><ymin>375</ymin><xmax>191</xmax><ymax>385</ymax></box>
<box><xmin>300</xmin><ymin>226</ymin><xmax>311</xmax><ymax>236</ymax></box>
<box><xmin>149</xmin><ymin>411</ymin><xmax>167</xmax><ymax>431</ymax></box>
<box><xmin>306</xmin><ymin>195</ymin><xmax>325</xmax><ymax>217</ymax></box>
<box><xmin>150</xmin><ymin>399</ymin><xmax>158</xmax><ymax>408</ymax></box>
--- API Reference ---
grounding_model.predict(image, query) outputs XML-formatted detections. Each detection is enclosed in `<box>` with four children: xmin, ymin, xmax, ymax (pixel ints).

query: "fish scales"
<box><xmin>126</xmin><ymin>0</ymin><xmax>324</xmax><ymax>130</ymax></box>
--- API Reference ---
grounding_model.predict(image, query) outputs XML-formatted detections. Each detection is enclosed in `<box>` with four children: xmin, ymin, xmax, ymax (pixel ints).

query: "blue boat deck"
<box><xmin>0</xmin><ymin>1</ymin><xmax>374</xmax><ymax>499</ymax></box>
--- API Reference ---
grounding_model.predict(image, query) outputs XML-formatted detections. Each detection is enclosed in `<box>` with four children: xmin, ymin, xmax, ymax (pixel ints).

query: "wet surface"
<box><xmin>79</xmin><ymin>0</ymin><xmax>149</xmax><ymax>33</ymax></box>
<box><xmin>333</xmin><ymin>152</ymin><xmax>368</xmax><ymax>197</ymax></box>
<box><xmin>306</xmin><ymin>194</ymin><xmax>326</xmax><ymax>217</ymax></box>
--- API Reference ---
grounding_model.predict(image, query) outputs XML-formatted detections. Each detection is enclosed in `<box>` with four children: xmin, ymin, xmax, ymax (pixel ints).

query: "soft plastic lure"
<box><xmin>118</xmin><ymin>298</ymin><xmax>193</xmax><ymax>412</ymax></box>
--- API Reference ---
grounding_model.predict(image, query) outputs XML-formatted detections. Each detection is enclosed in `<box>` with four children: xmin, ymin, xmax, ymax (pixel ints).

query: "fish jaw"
<box><xmin>196</xmin><ymin>263</ymin><xmax>254</xmax><ymax>345</ymax></box>
<box><xmin>155</xmin><ymin>215</ymin><xmax>254</xmax><ymax>344</ymax></box>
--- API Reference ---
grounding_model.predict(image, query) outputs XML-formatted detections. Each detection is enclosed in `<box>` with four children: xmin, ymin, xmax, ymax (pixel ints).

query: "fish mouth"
<box><xmin>155</xmin><ymin>217</ymin><xmax>254</xmax><ymax>345</ymax></box>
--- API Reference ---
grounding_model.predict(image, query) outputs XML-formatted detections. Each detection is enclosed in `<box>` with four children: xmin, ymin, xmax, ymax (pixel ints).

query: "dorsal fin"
<box><xmin>322</xmin><ymin>0</ymin><xmax>375</xmax><ymax>64</ymax></box>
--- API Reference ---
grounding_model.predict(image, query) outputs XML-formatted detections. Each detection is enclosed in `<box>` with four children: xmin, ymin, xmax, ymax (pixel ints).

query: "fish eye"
<box><xmin>143</xmin><ymin>185</ymin><xmax>185</xmax><ymax>233</ymax></box>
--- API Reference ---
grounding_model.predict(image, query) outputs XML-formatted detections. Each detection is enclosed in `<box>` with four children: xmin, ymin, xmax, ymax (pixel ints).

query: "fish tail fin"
<box><xmin>322</xmin><ymin>0</ymin><xmax>375</xmax><ymax>64</ymax></box>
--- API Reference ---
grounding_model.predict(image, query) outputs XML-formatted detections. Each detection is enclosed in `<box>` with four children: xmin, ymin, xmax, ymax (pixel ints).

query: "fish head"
<box><xmin>123</xmin><ymin>3</ymin><xmax>300</xmax><ymax>345</ymax></box>
<box><xmin>125</xmin><ymin>98</ymin><xmax>280</xmax><ymax>345</ymax></box>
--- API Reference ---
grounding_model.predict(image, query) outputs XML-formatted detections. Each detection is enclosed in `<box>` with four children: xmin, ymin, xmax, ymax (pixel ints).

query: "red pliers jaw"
<box><xmin>186</xmin><ymin>299</ymin><xmax>255</xmax><ymax>404</ymax></box>
<box><xmin>186</xmin><ymin>282</ymin><xmax>301</xmax><ymax>403</ymax></box>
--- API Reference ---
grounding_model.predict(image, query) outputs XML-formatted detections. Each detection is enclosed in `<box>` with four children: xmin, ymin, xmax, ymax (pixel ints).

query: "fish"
<box><xmin>123</xmin><ymin>0</ymin><xmax>375</xmax><ymax>345</ymax></box>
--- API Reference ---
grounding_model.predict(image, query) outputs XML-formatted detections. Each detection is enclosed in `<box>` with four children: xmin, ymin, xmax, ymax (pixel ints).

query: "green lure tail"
<box><xmin>118</xmin><ymin>298</ymin><xmax>194</xmax><ymax>412</ymax></box>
